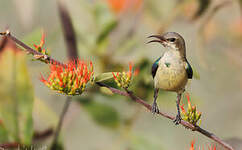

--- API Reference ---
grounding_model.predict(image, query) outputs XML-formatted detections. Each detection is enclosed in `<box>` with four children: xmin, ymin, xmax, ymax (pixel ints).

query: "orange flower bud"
<box><xmin>33</xmin><ymin>31</ymin><xmax>49</xmax><ymax>56</ymax></box>
<box><xmin>40</xmin><ymin>31</ymin><xmax>45</xmax><ymax>48</ymax></box>
<box><xmin>112</xmin><ymin>72</ymin><xmax>117</xmax><ymax>80</ymax></box>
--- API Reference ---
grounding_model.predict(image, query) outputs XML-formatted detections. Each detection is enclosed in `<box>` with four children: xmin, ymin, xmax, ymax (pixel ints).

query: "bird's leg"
<box><xmin>151</xmin><ymin>88</ymin><xmax>159</xmax><ymax>114</ymax></box>
<box><xmin>174</xmin><ymin>93</ymin><xmax>182</xmax><ymax>125</ymax></box>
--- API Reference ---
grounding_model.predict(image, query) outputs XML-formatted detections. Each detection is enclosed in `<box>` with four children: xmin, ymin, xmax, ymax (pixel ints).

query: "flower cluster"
<box><xmin>112</xmin><ymin>62</ymin><xmax>138</xmax><ymax>89</ymax></box>
<box><xmin>33</xmin><ymin>32</ymin><xmax>49</xmax><ymax>56</ymax></box>
<box><xmin>40</xmin><ymin>59</ymin><xmax>93</xmax><ymax>96</ymax></box>
<box><xmin>190</xmin><ymin>140</ymin><xmax>216</xmax><ymax>150</ymax></box>
<box><xmin>180</xmin><ymin>93</ymin><xmax>202</xmax><ymax>125</ymax></box>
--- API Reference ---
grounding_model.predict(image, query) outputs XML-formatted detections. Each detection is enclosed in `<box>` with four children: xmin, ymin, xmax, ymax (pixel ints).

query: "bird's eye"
<box><xmin>168</xmin><ymin>38</ymin><xmax>176</xmax><ymax>42</ymax></box>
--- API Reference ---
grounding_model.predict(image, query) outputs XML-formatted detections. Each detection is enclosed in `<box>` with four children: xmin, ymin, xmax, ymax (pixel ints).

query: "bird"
<box><xmin>147</xmin><ymin>32</ymin><xmax>193</xmax><ymax>125</ymax></box>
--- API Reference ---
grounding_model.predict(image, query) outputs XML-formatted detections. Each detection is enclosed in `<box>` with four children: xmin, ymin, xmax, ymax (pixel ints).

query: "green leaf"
<box><xmin>0</xmin><ymin>48</ymin><xmax>34</xmax><ymax>144</ymax></box>
<box><xmin>94</xmin><ymin>72</ymin><xmax>117</xmax><ymax>82</ymax></box>
<box><xmin>50</xmin><ymin>142</ymin><xmax>65</xmax><ymax>150</ymax></box>
<box><xmin>22</xmin><ymin>28</ymin><xmax>43</xmax><ymax>46</ymax></box>
<box><xmin>129</xmin><ymin>135</ymin><xmax>164</xmax><ymax>150</ymax></box>
<box><xmin>0</xmin><ymin>123</ymin><xmax>8</xmax><ymax>143</ymax></box>
<box><xmin>81</xmin><ymin>100</ymin><xmax>120</xmax><ymax>129</ymax></box>
<box><xmin>96</xmin><ymin>20</ymin><xmax>118</xmax><ymax>44</ymax></box>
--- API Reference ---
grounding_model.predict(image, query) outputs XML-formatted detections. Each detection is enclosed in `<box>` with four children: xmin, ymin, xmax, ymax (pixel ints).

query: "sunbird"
<box><xmin>147</xmin><ymin>32</ymin><xmax>193</xmax><ymax>125</ymax></box>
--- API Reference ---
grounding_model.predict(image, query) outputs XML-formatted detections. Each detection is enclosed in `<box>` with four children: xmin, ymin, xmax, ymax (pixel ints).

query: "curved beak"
<box><xmin>147</xmin><ymin>35</ymin><xmax>166</xmax><ymax>44</ymax></box>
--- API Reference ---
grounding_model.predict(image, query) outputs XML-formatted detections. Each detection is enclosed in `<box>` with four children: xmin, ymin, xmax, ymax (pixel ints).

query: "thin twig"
<box><xmin>96</xmin><ymin>82</ymin><xmax>234</xmax><ymax>150</ymax></box>
<box><xmin>0</xmin><ymin>30</ymin><xmax>64</xmax><ymax>66</ymax></box>
<box><xmin>33</xmin><ymin>128</ymin><xmax>54</xmax><ymax>141</ymax></box>
<box><xmin>50</xmin><ymin>96</ymin><xmax>71</xmax><ymax>150</ymax></box>
<box><xmin>0</xmin><ymin>31</ymin><xmax>234</xmax><ymax>150</ymax></box>
<box><xmin>0</xmin><ymin>142</ymin><xmax>20</xmax><ymax>149</ymax></box>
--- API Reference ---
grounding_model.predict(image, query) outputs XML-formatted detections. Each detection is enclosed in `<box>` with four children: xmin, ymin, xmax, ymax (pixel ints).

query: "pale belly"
<box><xmin>154</xmin><ymin>61</ymin><xmax>187</xmax><ymax>92</ymax></box>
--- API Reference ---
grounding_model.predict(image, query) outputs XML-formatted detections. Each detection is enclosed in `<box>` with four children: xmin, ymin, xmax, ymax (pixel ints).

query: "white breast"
<box><xmin>154</xmin><ymin>50</ymin><xmax>187</xmax><ymax>93</ymax></box>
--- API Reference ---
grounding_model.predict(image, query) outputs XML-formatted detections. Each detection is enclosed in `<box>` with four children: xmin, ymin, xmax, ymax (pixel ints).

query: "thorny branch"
<box><xmin>0</xmin><ymin>31</ymin><xmax>234</xmax><ymax>150</ymax></box>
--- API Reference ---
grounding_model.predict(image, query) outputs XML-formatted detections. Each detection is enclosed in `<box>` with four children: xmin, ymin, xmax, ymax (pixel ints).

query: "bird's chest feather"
<box><xmin>154</xmin><ymin>51</ymin><xmax>187</xmax><ymax>91</ymax></box>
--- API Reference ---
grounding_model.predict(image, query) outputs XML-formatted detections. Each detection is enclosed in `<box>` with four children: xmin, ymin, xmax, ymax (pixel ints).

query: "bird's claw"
<box><xmin>173</xmin><ymin>114</ymin><xmax>181</xmax><ymax>125</ymax></box>
<box><xmin>151</xmin><ymin>102</ymin><xmax>159</xmax><ymax>114</ymax></box>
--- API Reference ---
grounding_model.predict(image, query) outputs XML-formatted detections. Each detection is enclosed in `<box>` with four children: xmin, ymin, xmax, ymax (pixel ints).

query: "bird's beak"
<box><xmin>147</xmin><ymin>35</ymin><xmax>166</xmax><ymax>44</ymax></box>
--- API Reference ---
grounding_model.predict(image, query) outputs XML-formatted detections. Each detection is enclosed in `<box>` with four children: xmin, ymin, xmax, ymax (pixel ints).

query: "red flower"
<box><xmin>208</xmin><ymin>144</ymin><xmax>216</xmax><ymax>150</ymax></box>
<box><xmin>186</xmin><ymin>92</ymin><xmax>191</xmax><ymax>108</ymax></box>
<box><xmin>112</xmin><ymin>72</ymin><xmax>118</xmax><ymax>80</ymax></box>
<box><xmin>112</xmin><ymin>62</ymin><xmax>138</xmax><ymax>88</ymax></box>
<box><xmin>180</xmin><ymin>104</ymin><xmax>185</xmax><ymax>114</ymax></box>
<box><xmin>180</xmin><ymin>92</ymin><xmax>202</xmax><ymax>125</ymax></box>
<box><xmin>33</xmin><ymin>31</ymin><xmax>48</xmax><ymax>55</ymax></box>
<box><xmin>190</xmin><ymin>140</ymin><xmax>195</xmax><ymax>150</ymax></box>
<box><xmin>106</xmin><ymin>0</ymin><xmax>143</xmax><ymax>15</ymax></box>
<box><xmin>40</xmin><ymin>59</ymin><xmax>93</xmax><ymax>95</ymax></box>
<box><xmin>190</xmin><ymin>140</ymin><xmax>216</xmax><ymax>150</ymax></box>
<box><xmin>127</xmin><ymin>62</ymin><xmax>133</xmax><ymax>78</ymax></box>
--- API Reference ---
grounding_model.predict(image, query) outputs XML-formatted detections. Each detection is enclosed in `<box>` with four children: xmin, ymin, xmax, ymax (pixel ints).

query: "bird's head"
<box><xmin>147</xmin><ymin>32</ymin><xmax>186</xmax><ymax>57</ymax></box>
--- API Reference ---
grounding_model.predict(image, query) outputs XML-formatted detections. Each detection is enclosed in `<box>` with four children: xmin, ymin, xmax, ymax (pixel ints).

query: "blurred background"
<box><xmin>0</xmin><ymin>0</ymin><xmax>242</xmax><ymax>149</ymax></box>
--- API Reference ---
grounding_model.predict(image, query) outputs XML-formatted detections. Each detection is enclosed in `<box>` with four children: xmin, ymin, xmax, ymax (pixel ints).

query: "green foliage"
<box><xmin>129</xmin><ymin>135</ymin><xmax>164</xmax><ymax>150</ymax></box>
<box><xmin>22</xmin><ymin>28</ymin><xmax>43</xmax><ymax>46</ymax></box>
<box><xmin>0</xmin><ymin>49</ymin><xmax>34</xmax><ymax>144</ymax></box>
<box><xmin>97</xmin><ymin>20</ymin><xmax>118</xmax><ymax>44</ymax></box>
<box><xmin>95</xmin><ymin>72</ymin><xmax>117</xmax><ymax>83</ymax></box>
<box><xmin>50</xmin><ymin>142</ymin><xmax>65</xmax><ymax>150</ymax></box>
<box><xmin>131</xmin><ymin>58</ymin><xmax>153</xmax><ymax>99</ymax></box>
<box><xmin>0</xmin><ymin>123</ymin><xmax>8</xmax><ymax>143</ymax></box>
<box><xmin>79</xmin><ymin>98</ymin><xmax>120</xmax><ymax>129</ymax></box>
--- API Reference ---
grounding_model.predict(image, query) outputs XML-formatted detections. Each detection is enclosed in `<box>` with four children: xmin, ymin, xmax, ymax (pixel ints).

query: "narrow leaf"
<box><xmin>97</xmin><ymin>20</ymin><xmax>118</xmax><ymax>44</ymax></box>
<box><xmin>94</xmin><ymin>72</ymin><xmax>118</xmax><ymax>82</ymax></box>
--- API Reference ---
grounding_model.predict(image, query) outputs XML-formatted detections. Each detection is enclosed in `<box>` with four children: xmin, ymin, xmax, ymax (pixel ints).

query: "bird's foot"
<box><xmin>173</xmin><ymin>114</ymin><xmax>181</xmax><ymax>125</ymax></box>
<box><xmin>151</xmin><ymin>102</ymin><xmax>159</xmax><ymax>114</ymax></box>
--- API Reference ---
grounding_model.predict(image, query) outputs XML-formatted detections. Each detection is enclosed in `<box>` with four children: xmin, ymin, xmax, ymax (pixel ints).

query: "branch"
<box><xmin>0</xmin><ymin>142</ymin><xmax>20</xmax><ymax>149</ymax></box>
<box><xmin>96</xmin><ymin>82</ymin><xmax>234</xmax><ymax>150</ymax></box>
<box><xmin>0</xmin><ymin>30</ymin><xmax>64</xmax><ymax>66</ymax></box>
<box><xmin>0</xmin><ymin>31</ymin><xmax>234</xmax><ymax>150</ymax></box>
<box><xmin>51</xmin><ymin>96</ymin><xmax>71</xmax><ymax>150</ymax></box>
<box><xmin>33</xmin><ymin>128</ymin><xmax>54</xmax><ymax>141</ymax></box>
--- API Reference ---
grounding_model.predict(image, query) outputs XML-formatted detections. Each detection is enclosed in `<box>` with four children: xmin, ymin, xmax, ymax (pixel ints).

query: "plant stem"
<box><xmin>96</xmin><ymin>82</ymin><xmax>234</xmax><ymax>150</ymax></box>
<box><xmin>50</xmin><ymin>96</ymin><xmax>71</xmax><ymax>150</ymax></box>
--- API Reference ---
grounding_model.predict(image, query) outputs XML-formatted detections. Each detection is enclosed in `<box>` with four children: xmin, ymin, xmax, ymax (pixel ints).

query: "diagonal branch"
<box><xmin>96</xmin><ymin>82</ymin><xmax>234</xmax><ymax>150</ymax></box>
<box><xmin>0</xmin><ymin>31</ymin><xmax>234</xmax><ymax>150</ymax></box>
<box><xmin>0</xmin><ymin>30</ymin><xmax>64</xmax><ymax>66</ymax></box>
